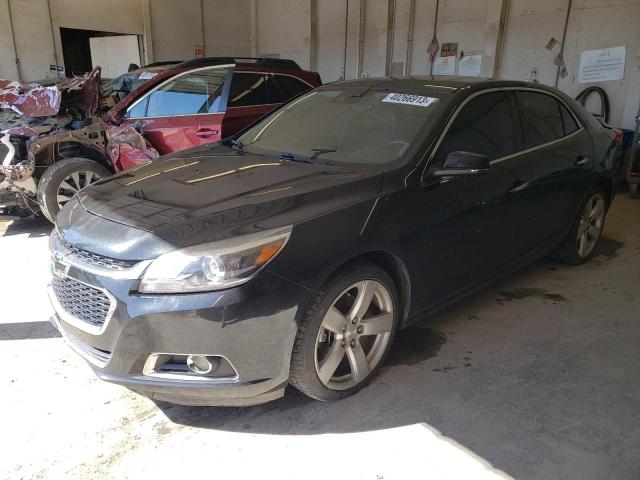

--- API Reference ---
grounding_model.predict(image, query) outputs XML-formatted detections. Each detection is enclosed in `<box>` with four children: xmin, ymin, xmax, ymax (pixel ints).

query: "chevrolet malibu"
<box><xmin>48</xmin><ymin>78</ymin><xmax>618</xmax><ymax>406</ymax></box>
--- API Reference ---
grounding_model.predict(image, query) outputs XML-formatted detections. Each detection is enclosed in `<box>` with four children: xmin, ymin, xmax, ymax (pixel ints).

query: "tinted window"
<box><xmin>517</xmin><ymin>91</ymin><xmax>564</xmax><ymax>148</ymax></box>
<box><xmin>129</xmin><ymin>69</ymin><xmax>227</xmax><ymax>118</ymax></box>
<box><xmin>274</xmin><ymin>75</ymin><xmax>312</xmax><ymax>102</ymax></box>
<box><xmin>237</xmin><ymin>88</ymin><xmax>447</xmax><ymax>165</ymax></box>
<box><xmin>437</xmin><ymin>91</ymin><xmax>517</xmax><ymax>163</ymax></box>
<box><xmin>228</xmin><ymin>73</ymin><xmax>283</xmax><ymax>107</ymax></box>
<box><xmin>559</xmin><ymin>102</ymin><xmax>579</xmax><ymax>135</ymax></box>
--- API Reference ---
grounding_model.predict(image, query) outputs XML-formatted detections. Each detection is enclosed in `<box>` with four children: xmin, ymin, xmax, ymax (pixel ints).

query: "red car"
<box><xmin>1</xmin><ymin>57</ymin><xmax>321</xmax><ymax>221</ymax></box>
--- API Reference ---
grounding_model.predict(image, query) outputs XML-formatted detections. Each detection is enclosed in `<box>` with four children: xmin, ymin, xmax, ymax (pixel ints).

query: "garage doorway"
<box><xmin>60</xmin><ymin>28</ymin><xmax>141</xmax><ymax>78</ymax></box>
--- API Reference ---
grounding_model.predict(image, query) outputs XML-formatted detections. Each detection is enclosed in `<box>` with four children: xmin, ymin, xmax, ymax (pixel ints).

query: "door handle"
<box><xmin>575</xmin><ymin>156</ymin><xmax>590</xmax><ymax>167</ymax></box>
<box><xmin>509</xmin><ymin>181</ymin><xmax>530</xmax><ymax>194</ymax></box>
<box><xmin>195</xmin><ymin>128</ymin><xmax>219</xmax><ymax>138</ymax></box>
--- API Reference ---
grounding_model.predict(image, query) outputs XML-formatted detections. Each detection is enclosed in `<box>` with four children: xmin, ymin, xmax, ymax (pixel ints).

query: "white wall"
<box><xmin>256</xmin><ymin>0</ymin><xmax>311</xmax><ymax>68</ymax></box>
<box><xmin>150</xmin><ymin>0</ymin><xmax>202</xmax><ymax>61</ymax></box>
<box><xmin>1</xmin><ymin>0</ymin><xmax>638</xmax><ymax>128</ymax></box>
<box><xmin>0</xmin><ymin>0</ymin><xmax>253</xmax><ymax>82</ymax></box>
<box><xmin>0</xmin><ymin>0</ymin><xmax>19</xmax><ymax>79</ymax></box>
<box><xmin>203</xmin><ymin>0</ymin><xmax>252</xmax><ymax>57</ymax></box>
<box><xmin>500</xmin><ymin>0</ymin><xmax>640</xmax><ymax>129</ymax></box>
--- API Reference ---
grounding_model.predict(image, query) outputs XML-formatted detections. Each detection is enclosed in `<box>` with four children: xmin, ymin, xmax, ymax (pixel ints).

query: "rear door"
<box><xmin>221</xmin><ymin>72</ymin><xmax>314</xmax><ymax>137</ymax></box>
<box><xmin>514</xmin><ymin>90</ymin><xmax>592</xmax><ymax>249</ymax></box>
<box><xmin>122</xmin><ymin>66</ymin><xmax>231</xmax><ymax>154</ymax></box>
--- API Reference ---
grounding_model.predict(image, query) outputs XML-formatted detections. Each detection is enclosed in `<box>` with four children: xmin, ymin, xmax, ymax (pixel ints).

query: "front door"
<box><xmin>406</xmin><ymin>90</ymin><xmax>533</xmax><ymax>311</ymax></box>
<box><xmin>122</xmin><ymin>66</ymin><xmax>231</xmax><ymax>155</ymax></box>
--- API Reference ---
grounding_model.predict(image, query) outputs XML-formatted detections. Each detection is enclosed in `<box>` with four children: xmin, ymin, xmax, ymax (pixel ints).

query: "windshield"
<box><xmin>237</xmin><ymin>87</ymin><xmax>448</xmax><ymax>165</ymax></box>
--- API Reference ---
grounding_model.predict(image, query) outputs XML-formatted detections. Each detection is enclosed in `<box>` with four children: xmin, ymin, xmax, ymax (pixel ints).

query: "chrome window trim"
<box><xmin>422</xmin><ymin>86</ymin><xmax>585</xmax><ymax>175</ymax></box>
<box><xmin>125</xmin><ymin>63</ymin><xmax>234</xmax><ymax>119</ymax></box>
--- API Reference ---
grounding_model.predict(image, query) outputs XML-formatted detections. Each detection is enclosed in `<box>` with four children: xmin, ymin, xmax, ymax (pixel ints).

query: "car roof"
<box><xmin>321</xmin><ymin>76</ymin><xmax>545</xmax><ymax>94</ymax></box>
<box><xmin>175</xmin><ymin>57</ymin><xmax>303</xmax><ymax>71</ymax></box>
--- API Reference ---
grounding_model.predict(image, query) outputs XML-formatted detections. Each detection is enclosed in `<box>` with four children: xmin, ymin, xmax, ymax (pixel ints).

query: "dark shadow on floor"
<box><xmin>0</xmin><ymin>215</ymin><xmax>52</xmax><ymax>237</ymax></box>
<box><xmin>0</xmin><ymin>321</ymin><xmax>61</xmax><ymax>340</ymax></box>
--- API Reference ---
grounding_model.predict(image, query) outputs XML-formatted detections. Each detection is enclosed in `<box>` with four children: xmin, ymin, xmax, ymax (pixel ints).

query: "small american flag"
<box><xmin>427</xmin><ymin>35</ymin><xmax>439</xmax><ymax>60</ymax></box>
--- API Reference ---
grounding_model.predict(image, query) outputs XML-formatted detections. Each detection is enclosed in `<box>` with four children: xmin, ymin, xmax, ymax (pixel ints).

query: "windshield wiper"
<box><xmin>310</xmin><ymin>148</ymin><xmax>336</xmax><ymax>160</ymax></box>
<box><xmin>277</xmin><ymin>152</ymin><xmax>313</xmax><ymax>164</ymax></box>
<box><xmin>229</xmin><ymin>138</ymin><xmax>245</xmax><ymax>151</ymax></box>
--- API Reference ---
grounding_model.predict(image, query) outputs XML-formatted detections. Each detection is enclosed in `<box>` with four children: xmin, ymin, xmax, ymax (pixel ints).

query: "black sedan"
<box><xmin>48</xmin><ymin>78</ymin><xmax>617</xmax><ymax>405</ymax></box>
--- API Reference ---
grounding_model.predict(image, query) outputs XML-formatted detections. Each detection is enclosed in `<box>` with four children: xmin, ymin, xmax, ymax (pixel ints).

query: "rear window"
<box><xmin>517</xmin><ymin>91</ymin><xmax>564</xmax><ymax>148</ymax></box>
<box><xmin>228</xmin><ymin>73</ymin><xmax>282</xmax><ymax>107</ymax></box>
<box><xmin>560</xmin><ymin>102</ymin><xmax>580</xmax><ymax>135</ymax></box>
<box><xmin>274</xmin><ymin>75</ymin><xmax>312</xmax><ymax>101</ymax></box>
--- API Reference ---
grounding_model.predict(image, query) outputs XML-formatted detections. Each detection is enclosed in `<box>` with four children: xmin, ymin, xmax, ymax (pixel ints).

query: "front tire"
<box><xmin>555</xmin><ymin>188</ymin><xmax>607</xmax><ymax>265</ymax></box>
<box><xmin>37</xmin><ymin>157</ymin><xmax>110</xmax><ymax>223</ymax></box>
<box><xmin>289</xmin><ymin>262</ymin><xmax>399</xmax><ymax>401</ymax></box>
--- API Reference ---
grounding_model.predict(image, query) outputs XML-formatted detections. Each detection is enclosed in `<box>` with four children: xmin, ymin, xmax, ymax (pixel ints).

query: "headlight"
<box><xmin>138</xmin><ymin>226</ymin><xmax>292</xmax><ymax>293</ymax></box>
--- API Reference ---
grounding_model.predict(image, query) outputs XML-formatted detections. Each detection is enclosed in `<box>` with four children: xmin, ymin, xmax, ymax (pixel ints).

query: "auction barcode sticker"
<box><xmin>382</xmin><ymin>93</ymin><xmax>438</xmax><ymax>107</ymax></box>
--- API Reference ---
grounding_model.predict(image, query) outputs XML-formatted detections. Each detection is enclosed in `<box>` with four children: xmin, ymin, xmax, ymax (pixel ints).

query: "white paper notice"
<box><xmin>578</xmin><ymin>46</ymin><xmax>626</xmax><ymax>83</ymax></box>
<box><xmin>459</xmin><ymin>55</ymin><xmax>482</xmax><ymax>77</ymax></box>
<box><xmin>433</xmin><ymin>56</ymin><xmax>455</xmax><ymax>75</ymax></box>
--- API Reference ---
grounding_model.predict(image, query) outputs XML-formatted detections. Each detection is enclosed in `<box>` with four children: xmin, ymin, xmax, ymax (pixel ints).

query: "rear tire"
<box><xmin>289</xmin><ymin>262</ymin><xmax>399</xmax><ymax>402</ymax></box>
<box><xmin>37</xmin><ymin>157</ymin><xmax>109</xmax><ymax>223</ymax></box>
<box><xmin>555</xmin><ymin>188</ymin><xmax>607</xmax><ymax>265</ymax></box>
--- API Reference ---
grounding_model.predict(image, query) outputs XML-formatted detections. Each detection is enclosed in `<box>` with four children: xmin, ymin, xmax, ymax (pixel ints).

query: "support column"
<box><xmin>356</xmin><ymin>0</ymin><xmax>366</xmax><ymax>78</ymax></box>
<box><xmin>384</xmin><ymin>0</ymin><xmax>396</xmax><ymax>75</ymax></box>
<box><xmin>141</xmin><ymin>0</ymin><xmax>154</xmax><ymax>64</ymax></box>
<box><xmin>310</xmin><ymin>0</ymin><xmax>318</xmax><ymax>71</ymax></box>
<box><xmin>404</xmin><ymin>0</ymin><xmax>416</xmax><ymax>75</ymax></box>
<box><xmin>483</xmin><ymin>0</ymin><xmax>510</xmax><ymax>78</ymax></box>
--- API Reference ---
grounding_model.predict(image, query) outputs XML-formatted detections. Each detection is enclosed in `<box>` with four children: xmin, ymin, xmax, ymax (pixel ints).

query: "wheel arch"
<box><xmin>595</xmin><ymin>174</ymin><xmax>614</xmax><ymax>209</ymax></box>
<box><xmin>317</xmin><ymin>249</ymin><xmax>413</xmax><ymax>329</ymax></box>
<box><xmin>52</xmin><ymin>141</ymin><xmax>114</xmax><ymax>174</ymax></box>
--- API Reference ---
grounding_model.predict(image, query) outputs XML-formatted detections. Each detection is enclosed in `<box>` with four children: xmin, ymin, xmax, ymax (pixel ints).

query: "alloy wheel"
<box><xmin>314</xmin><ymin>279</ymin><xmax>394</xmax><ymax>390</ymax></box>
<box><xmin>577</xmin><ymin>193</ymin><xmax>605</xmax><ymax>258</ymax></box>
<box><xmin>57</xmin><ymin>171</ymin><xmax>103</xmax><ymax>210</ymax></box>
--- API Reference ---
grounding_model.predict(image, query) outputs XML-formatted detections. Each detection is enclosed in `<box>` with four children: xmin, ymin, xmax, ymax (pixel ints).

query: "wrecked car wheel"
<box><xmin>37</xmin><ymin>157</ymin><xmax>110</xmax><ymax>223</ymax></box>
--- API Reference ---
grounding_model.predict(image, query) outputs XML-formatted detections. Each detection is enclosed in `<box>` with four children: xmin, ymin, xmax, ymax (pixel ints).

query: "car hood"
<box><xmin>74</xmin><ymin>144</ymin><xmax>383</xmax><ymax>248</ymax></box>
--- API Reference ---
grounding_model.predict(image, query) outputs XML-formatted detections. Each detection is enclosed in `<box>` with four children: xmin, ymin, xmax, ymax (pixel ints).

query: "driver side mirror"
<box><xmin>432</xmin><ymin>151</ymin><xmax>490</xmax><ymax>177</ymax></box>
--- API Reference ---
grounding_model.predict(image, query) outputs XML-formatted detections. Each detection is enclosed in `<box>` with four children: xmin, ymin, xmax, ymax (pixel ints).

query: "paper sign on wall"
<box><xmin>440</xmin><ymin>43</ymin><xmax>458</xmax><ymax>57</ymax></box>
<box><xmin>578</xmin><ymin>46</ymin><xmax>626</xmax><ymax>83</ymax></box>
<box><xmin>433</xmin><ymin>56</ymin><xmax>455</xmax><ymax>75</ymax></box>
<box><xmin>459</xmin><ymin>55</ymin><xmax>482</xmax><ymax>77</ymax></box>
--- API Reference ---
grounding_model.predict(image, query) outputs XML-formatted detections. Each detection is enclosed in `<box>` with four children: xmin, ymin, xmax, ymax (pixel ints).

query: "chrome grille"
<box><xmin>56</xmin><ymin>233</ymin><xmax>137</xmax><ymax>271</ymax></box>
<box><xmin>51</xmin><ymin>275</ymin><xmax>112</xmax><ymax>327</ymax></box>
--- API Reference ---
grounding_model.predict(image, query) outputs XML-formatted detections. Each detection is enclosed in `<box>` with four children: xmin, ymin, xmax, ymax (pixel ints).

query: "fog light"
<box><xmin>186</xmin><ymin>355</ymin><xmax>214</xmax><ymax>375</ymax></box>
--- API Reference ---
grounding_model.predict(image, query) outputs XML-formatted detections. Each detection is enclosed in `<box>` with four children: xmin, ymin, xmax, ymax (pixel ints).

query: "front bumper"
<box><xmin>48</xmin><ymin>237</ymin><xmax>312</xmax><ymax>406</ymax></box>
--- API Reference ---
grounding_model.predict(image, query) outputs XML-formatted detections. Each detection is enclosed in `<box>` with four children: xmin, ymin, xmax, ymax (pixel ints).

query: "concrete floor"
<box><xmin>1</xmin><ymin>196</ymin><xmax>639</xmax><ymax>480</ymax></box>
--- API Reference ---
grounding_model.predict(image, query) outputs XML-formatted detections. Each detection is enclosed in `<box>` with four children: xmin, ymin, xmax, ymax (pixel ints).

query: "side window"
<box><xmin>274</xmin><ymin>75</ymin><xmax>312</xmax><ymax>102</ymax></box>
<box><xmin>128</xmin><ymin>69</ymin><xmax>227</xmax><ymax>118</ymax></box>
<box><xmin>228</xmin><ymin>73</ymin><xmax>272</xmax><ymax>107</ymax></box>
<box><xmin>436</xmin><ymin>91</ymin><xmax>517</xmax><ymax>163</ymax></box>
<box><xmin>559</xmin><ymin>102</ymin><xmax>580</xmax><ymax>136</ymax></box>
<box><xmin>517</xmin><ymin>91</ymin><xmax>564</xmax><ymax>148</ymax></box>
